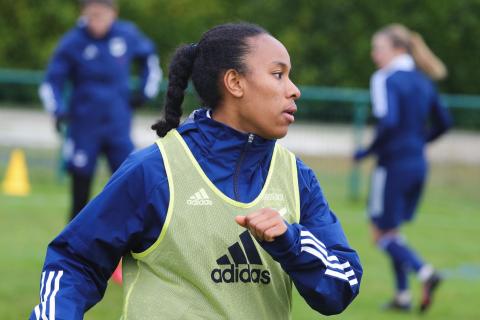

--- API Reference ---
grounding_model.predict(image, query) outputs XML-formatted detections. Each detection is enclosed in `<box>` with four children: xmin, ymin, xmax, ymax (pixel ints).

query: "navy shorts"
<box><xmin>63</xmin><ymin>128</ymin><xmax>134</xmax><ymax>176</ymax></box>
<box><xmin>368</xmin><ymin>161</ymin><xmax>427</xmax><ymax>231</ymax></box>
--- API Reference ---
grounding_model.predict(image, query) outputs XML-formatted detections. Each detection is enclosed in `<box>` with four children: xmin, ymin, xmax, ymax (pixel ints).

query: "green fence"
<box><xmin>1</xmin><ymin>68</ymin><xmax>480</xmax><ymax>199</ymax></box>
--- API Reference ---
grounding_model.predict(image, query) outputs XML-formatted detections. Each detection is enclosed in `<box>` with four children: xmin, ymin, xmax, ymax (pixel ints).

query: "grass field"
<box><xmin>1</xmin><ymin>147</ymin><xmax>479</xmax><ymax>319</ymax></box>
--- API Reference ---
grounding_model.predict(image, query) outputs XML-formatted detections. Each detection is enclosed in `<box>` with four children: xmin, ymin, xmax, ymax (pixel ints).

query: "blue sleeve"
<box><xmin>260</xmin><ymin>159</ymin><xmax>362</xmax><ymax>315</ymax></box>
<box><xmin>425</xmin><ymin>93</ymin><xmax>453</xmax><ymax>142</ymax></box>
<box><xmin>29</xmin><ymin>149</ymin><xmax>168</xmax><ymax>319</ymax></box>
<box><xmin>364</xmin><ymin>77</ymin><xmax>399</xmax><ymax>155</ymax></box>
<box><xmin>38</xmin><ymin>36</ymin><xmax>73</xmax><ymax>117</ymax></box>
<box><xmin>129</xmin><ymin>23</ymin><xmax>162</xmax><ymax>100</ymax></box>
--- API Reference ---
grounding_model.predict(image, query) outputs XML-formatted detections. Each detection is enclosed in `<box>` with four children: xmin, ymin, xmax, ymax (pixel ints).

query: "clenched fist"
<box><xmin>235</xmin><ymin>208</ymin><xmax>287</xmax><ymax>242</ymax></box>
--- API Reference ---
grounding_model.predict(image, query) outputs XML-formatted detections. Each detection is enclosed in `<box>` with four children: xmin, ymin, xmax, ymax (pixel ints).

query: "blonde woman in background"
<box><xmin>354</xmin><ymin>24</ymin><xmax>452</xmax><ymax>313</ymax></box>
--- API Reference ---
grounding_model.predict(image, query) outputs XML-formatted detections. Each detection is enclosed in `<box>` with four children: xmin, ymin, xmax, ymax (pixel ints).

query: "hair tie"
<box><xmin>189</xmin><ymin>43</ymin><xmax>199</xmax><ymax>58</ymax></box>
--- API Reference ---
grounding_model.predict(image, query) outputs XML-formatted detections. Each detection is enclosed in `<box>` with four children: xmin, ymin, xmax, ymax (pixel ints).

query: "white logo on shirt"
<box><xmin>187</xmin><ymin>188</ymin><xmax>213</xmax><ymax>206</ymax></box>
<box><xmin>264</xmin><ymin>193</ymin><xmax>284</xmax><ymax>201</ymax></box>
<box><xmin>278</xmin><ymin>208</ymin><xmax>287</xmax><ymax>217</ymax></box>
<box><xmin>83</xmin><ymin>44</ymin><xmax>98</xmax><ymax>60</ymax></box>
<box><xmin>109</xmin><ymin>37</ymin><xmax>126</xmax><ymax>57</ymax></box>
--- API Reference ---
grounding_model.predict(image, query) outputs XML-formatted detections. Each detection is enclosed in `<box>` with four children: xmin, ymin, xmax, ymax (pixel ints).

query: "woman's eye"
<box><xmin>273</xmin><ymin>72</ymin><xmax>283</xmax><ymax>79</ymax></box>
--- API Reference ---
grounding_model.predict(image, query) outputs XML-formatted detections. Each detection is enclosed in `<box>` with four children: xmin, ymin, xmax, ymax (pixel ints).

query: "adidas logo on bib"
<box><xmin>187</xmin><ymin>188</ymin><xmax>212</xmax><ymax>206</ymax></box>
<box><xmin>211</xmin><ymin>231</ymin><xmax>271</xmax><ymax>284</ymax></box>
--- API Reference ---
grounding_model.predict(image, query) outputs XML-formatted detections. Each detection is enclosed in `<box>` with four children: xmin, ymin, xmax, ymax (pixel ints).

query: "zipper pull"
<box><xmin>248</xmin><ymin>133</ymin><xmax>254</xmax><ymax>144</ymax></box>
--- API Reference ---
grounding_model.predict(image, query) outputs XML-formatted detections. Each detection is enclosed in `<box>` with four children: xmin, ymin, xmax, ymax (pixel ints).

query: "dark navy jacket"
<box><xmin>366</xmin><ymin>54</ymin><xmax>452</xmax><ymax>165</ymax></box>
<box><xmin>39</xmin><ymin>19</ymin><xmax>162</xmax><ymax>132</ymax></box>
<box><xmin>30</xmin><ymin>109</ymin><xmax>362</xmax><ymax>319</ymax></box>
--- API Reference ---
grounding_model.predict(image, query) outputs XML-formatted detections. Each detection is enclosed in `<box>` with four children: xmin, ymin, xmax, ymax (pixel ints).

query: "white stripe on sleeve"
<box><xmin>345</xmin><ymin>270</ymin><xmax>355</xmax><ymax>277</ymax></box>
<box><xmin>370</xmin><ymin>71</ymin><xmax>388</xmax><ymax>118</ymax></box>
<box><xmin>41</xmin><ymin>271</ymin><xmax>55</xmax><ymax>320</ymax></box>
<box><xmin>34</xmin><ymin>306</ymin><xmax>40</xmax><ymax>320</ymax></box>
<box><xmin>301</xmin><ymin>246</ymin><xmax>334</xmax><ymax>270</ymax></box>
<box><xmin>325</xmin><ymin>269</ymin><xmax>358</xmax><ymax>286</ymax></box>
<box><xmin>301</xmin><ymin>239</ymin><xmax>341</xmax><ymax>266</ymax></box>
<box><xmin>325</xmin><ymin>268</ymin><xmax>349</xmax><ymax>281</ymax></box>
<box><xmin>39</xmin><ymin>271</ymin><xmax>46</xmax><ymax>301</ymax></box>
<box><xmin>300</xmin><ymin>230</ymin><xmax>327</xmax><ymax>249</ymax></box>
<box><xmin>49</xmin><ymin>271</ymin><xmax>63</xmax><ymax>320</ymax></box>
<box><xmin>33</xmin><ymin>272</ymin><xmax>46</xmax><ymax>320</ymax></box>
<box><xmin>300</xmin><ymin>230</ymin><xmax>358</xmax><ymax>287</ymax></box>
<box><xmin>144</xmin><ymin>54</ymin><xmax>162</xmax><ymax>98</ymax></box>
<box><xmin>39</xmin><ymin>83</ymin><xmax>57</xmax><ymax>114</ymax></box>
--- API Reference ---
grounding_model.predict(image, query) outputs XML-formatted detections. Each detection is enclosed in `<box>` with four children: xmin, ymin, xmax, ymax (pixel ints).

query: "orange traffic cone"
<box><xmin>2</xmin><ymin>149</ymin><xmax>30</xmax><ymax>196</ymax></box>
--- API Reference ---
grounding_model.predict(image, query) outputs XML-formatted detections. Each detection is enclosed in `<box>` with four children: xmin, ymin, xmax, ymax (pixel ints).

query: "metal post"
<box><xmin>349</xmin><ymin>102</ymin><xmax>368</xmax><ymax>201</ymax></box>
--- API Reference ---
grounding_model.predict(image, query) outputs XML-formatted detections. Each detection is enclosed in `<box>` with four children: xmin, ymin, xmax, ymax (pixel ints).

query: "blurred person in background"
<box><xmin>39</xmin><ymin>0</ymin><xmax>162</xmax><ymax>222</ymax></box>
<box><xmin>354</xmin><ymin>23</ymin><xmax>452</xmax><ymax>313</ymax></box>
<box><xmin>39</xmin><ymin>0</ymin><xmax>161</xmax><ymax>286</ymax></box>
<box><xmin>30</xmin><ymin>22</ymin><xmax>362</xmax><ymax>319</ymax></box>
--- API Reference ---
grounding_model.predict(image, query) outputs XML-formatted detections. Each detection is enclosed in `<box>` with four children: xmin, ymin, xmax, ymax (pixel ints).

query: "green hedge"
<box><xmin>2</xmin><ymin>0</ymin><xmax>480</xmax><ymax>128</ymax></box>
<box><xmin>2</xmin><ymin>0</ymin><xmax>480</xmax><ymax>95</ymax></box>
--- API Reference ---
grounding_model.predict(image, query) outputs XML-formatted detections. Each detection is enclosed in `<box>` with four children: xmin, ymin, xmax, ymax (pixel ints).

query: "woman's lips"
<box><xmin>283</xmin><ymin>104</ymin><xmax>297</xmax><ymax>123</ymax></box>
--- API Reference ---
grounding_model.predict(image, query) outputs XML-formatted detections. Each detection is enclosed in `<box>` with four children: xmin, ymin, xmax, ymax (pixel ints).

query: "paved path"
<box><xmin>1</xmin><ymin>108</ymin><xmax>479</xmax><ymax>164</ymax></box>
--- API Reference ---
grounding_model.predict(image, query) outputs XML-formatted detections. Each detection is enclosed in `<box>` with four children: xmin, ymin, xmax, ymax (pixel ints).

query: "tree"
<box><xmin>1</xmin><ymin>0</ymin><xmax>479</xmax><ymax>94</ymax></box>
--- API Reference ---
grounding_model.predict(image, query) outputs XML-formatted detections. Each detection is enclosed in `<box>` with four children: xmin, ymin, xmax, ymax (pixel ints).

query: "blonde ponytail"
<box><xmin>409</xmin><ymin>32</ymin><xmax>447</xmax><ymax>80</ymax></box>
<box><xmin>377</xmin><ymin>24</ymin><xmax>447</xmax><ymax>80</ymax></box>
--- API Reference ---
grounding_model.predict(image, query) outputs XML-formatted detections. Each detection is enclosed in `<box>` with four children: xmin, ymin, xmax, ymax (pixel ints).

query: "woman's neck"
<box><xmin>210</xmin><ymin>104</ymin><xmax>250</xmax><ymax>135</ymax></box>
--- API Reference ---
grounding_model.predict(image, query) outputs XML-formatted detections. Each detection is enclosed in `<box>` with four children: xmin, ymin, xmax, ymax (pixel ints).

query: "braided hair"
<box><xmin>151</xmin><ymin>23</ymin><xmax>267</xmax><ymax>137</ymax></box>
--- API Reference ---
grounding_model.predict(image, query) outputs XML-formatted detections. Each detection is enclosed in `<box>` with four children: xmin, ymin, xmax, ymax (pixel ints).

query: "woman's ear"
<box><xmin>223</xmin><ymin>69</ymin><xmax>244</xmax><ymax>98</ymax></box>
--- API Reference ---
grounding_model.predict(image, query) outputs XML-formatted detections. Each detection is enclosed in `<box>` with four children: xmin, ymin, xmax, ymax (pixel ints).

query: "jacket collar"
<box><xmin>177</xmin><ymin>108</ymin><xmax>276</xmax><ymax>167</ymax></box>
<box><xmin>383</xmin><ymin>53</ymin><xmax>415</xmax><ymax>73</ymax></box>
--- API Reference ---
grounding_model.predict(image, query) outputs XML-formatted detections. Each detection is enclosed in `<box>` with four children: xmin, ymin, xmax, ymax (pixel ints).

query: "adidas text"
<box><xmin>211</xmin><ymin>265</ymin><xmax>271</xmax><ymax>284</ymax></box>
<box><xmin>186</xmin><ymin>198</ymin><xmax>212</xmax><ymax>206</ymax></box>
